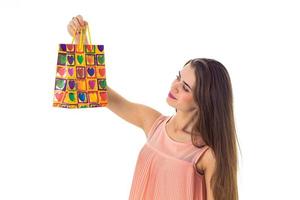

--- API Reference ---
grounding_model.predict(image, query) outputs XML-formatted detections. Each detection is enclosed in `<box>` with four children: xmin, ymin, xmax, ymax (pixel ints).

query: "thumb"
<box><xmin>84</xmin><ymin>21</ymin><xmax>89</xmax><ymax>27</ymax></box>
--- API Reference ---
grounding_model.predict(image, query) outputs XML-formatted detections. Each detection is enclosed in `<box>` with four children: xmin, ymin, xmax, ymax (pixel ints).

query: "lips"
<box><xmin>168</xmin><ymin>92</ymin><xmax>177</xmax><ymax>99</ymax></box>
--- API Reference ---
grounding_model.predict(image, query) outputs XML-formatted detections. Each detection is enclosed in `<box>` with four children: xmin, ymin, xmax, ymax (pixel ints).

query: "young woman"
<box><xmin>68</xmin><ymin>15</ymin><xmax>239</xmax><ymax>200</ymax></box>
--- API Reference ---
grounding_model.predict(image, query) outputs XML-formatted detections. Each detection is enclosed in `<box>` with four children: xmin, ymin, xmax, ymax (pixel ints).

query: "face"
<box><xmin>167</xmin><ymin>63</ymin><xmax>198</xmax><ymax>112</ymax></box>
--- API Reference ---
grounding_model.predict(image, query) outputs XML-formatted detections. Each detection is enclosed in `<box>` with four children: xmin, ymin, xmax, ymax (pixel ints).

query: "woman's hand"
<box><xmin>67</xmin><ymin>15</ymin><xmax>88</xmax><ymax>44</ymax></box>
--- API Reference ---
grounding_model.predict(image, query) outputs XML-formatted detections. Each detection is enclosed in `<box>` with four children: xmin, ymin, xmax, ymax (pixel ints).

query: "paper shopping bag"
<box><xmin>53</xmin><ymin>25</ymin><xmax>108</xmax><ymax>109</ymax></box>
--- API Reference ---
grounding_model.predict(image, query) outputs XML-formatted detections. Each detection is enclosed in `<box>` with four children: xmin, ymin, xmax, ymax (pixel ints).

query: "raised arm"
<box><xmin>106</xmin><ymin>86</ymin><xmax>162</xmax><ymax>137</ymax></box>
<box><xmin>68</xmin><ymin>15</ymin><xmax>162</xmax><ymax>136</ymax></box>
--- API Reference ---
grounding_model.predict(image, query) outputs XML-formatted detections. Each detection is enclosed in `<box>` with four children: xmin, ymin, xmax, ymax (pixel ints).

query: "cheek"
<box><xmin>181</xmin><ymin>93</ymin><xmax>194</xmax><ymax>102</ymax></box>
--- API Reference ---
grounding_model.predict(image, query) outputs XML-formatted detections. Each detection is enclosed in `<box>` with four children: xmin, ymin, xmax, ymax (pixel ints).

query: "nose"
<box><xmin>171</xmin><ymin>82</ymin><xmax>180</xmax><ymax>94</ymax></box>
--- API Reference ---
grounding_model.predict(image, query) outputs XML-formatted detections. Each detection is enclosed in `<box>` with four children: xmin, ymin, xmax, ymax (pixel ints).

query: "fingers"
<box><xmin>73</xmin><ymin>15</ymin><xmax>86</xmax><ymax>29</ymax></box>
<box><xmin>72</xmin><ymin>17</ymin><xmax>81</xmax><ymax>30</ymax></box>
<box><xmin>76</xmin><ymin>15</ymin><xmax>84</xmax><ymax>26</ymax></box>
<box><xmin>67</xmin><ymin>15</ymin><xmax>89</xmax><ymax>42</ymax></box>
<box><xmin>67</xmin><ymin>23</ymin><xmax>76</xmax><ymax>37</ymax></box>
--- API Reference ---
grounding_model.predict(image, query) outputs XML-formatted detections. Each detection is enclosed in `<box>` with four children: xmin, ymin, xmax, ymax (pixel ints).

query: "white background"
<box><xmin>0</xmin><ymin>0</ymin><xmax>299</xmax><ymax>199</ymax></box>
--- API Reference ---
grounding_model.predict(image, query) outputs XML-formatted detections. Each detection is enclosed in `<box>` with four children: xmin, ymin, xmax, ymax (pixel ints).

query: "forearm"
<box><xmin>106</xmin><ymin>86</ymin><xmax>130</xmax><ymax>115</ymax></box>
<box><xmin>105</xmin><ymin>86</ymin><xmax>143</xmax><ymax>129</ymax></box>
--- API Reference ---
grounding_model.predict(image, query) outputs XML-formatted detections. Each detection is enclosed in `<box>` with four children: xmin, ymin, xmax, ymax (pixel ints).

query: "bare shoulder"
<box><xmin>138</xmin><ymin>106</ymin><xmax>162</xmax><ymax>137</ymax></box>
<box><xmin>196</xmin><ymin>147</ymin><xmax>216</xmax><ymax>174</ymax></box>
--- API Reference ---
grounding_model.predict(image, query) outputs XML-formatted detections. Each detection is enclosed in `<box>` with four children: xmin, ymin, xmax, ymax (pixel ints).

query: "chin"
<box><xmin>166</xmin><ymin>98</ymin><xmax>172</xmax><ymax>105</ymax></box>
<box><xmin>166</xmin><ymin>98</ymin><xmax>176</xmax><ymax>108</ymax></box>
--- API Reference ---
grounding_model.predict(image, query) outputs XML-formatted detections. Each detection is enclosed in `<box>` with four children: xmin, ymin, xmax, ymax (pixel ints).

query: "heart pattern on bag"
<box><xmin>89</xmin><ymin>80</ymin><xmax>96</xmax><ymax>89</ymax></box>
<box><xmin>77</xmin><ymin>55</ymin><xmax>84</xmax><ymax>64</ymax></box>
<box><xmin>68</xmin><ymin>68</ymin><xmax>74</xmax><ymax>76</ymax></box>
<box><xmin>54</xmin><ymin>43</ymin><xmax>108</xmax><ymax>108</ymax></box>
<box><xmin>87</xmin><ymin>67</ymin><xmax>95</xmax><ymax>76</ymax></box>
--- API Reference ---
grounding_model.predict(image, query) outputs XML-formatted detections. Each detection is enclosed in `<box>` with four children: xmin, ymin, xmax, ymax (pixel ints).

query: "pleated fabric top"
<box><xmin>129</xmin><ymin>114</ymin><xmax>210</xmax><ymax>200</ymax></box>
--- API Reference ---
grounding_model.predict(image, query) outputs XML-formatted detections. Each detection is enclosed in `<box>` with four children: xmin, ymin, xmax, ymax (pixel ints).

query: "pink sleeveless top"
<box><xmin>129</xmin><ymin>114</ymin><xmax>209</xmax><ymax>200</ymax></box>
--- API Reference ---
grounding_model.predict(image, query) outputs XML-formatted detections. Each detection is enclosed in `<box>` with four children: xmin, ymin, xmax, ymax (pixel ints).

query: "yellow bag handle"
<box><xmin>71</xmin><ymin>24</ymin><xmax>92</xmax><ymax>50</ymax></box>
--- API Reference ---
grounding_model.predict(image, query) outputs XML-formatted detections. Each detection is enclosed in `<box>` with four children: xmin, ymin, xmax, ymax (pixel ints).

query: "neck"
<box><xmin>169</xmin><ymin>110</ymin><xmax>198</xmax><ymax>134</ymax></box>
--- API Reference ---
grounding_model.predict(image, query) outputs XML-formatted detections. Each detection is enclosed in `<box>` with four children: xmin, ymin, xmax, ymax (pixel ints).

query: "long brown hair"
<box><xmin>182</xmin><ymin>58</ymin><xmax>239</xmax><ymax>200</ymax></box>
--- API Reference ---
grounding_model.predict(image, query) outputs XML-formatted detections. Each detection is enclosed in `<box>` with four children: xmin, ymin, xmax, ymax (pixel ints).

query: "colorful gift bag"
<box><xmin>53</xmin><ymin>25</ymin><xmax>108</xmax><ymax>109</ymax></box>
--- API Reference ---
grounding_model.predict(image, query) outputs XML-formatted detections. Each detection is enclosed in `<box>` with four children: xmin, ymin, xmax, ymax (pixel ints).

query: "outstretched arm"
<box><xmin>106</xmin><ymin>86</ymin><xmax>162</xmax><ymax>137</ymax></box>
<box><xmin>67</xmin><ymin>15</ymin><xmax>162</xmax><ymax>136</ymax></box>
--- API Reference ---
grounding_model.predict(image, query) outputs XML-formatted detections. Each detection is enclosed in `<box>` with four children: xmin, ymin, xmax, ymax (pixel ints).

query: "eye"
<box><xmin>183</xmin><ymin>86</ymin><xmax>189</xmax><ymax>92</ymax></box>
<box><xmin>176</xmin><ymin>75</ymin><xmax>189</xmax><ymax>92</ymax></box>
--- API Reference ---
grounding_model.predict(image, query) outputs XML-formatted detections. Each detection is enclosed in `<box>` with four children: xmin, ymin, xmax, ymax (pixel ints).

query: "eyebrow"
<box><xmin>178</xmin><ymin>71</ymin><xmax>192</xmax><ymax>90</ymax></box>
